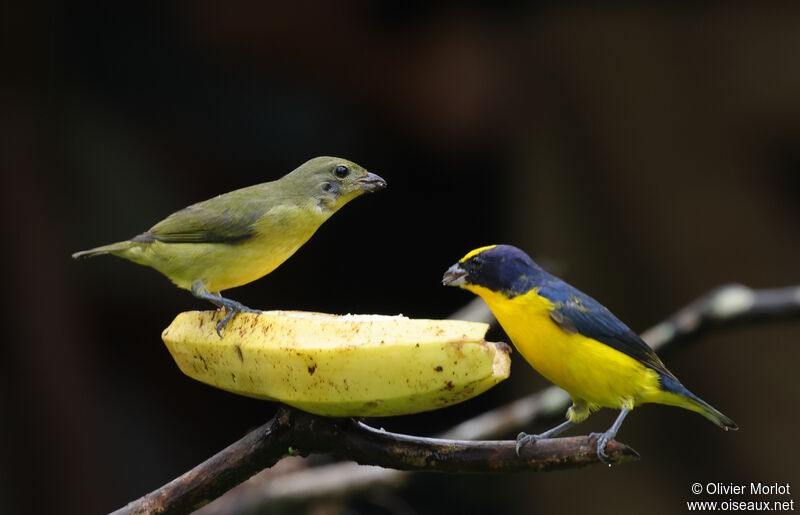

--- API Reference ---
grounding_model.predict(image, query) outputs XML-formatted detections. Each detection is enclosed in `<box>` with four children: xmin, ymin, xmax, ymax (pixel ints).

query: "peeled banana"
<box><xmin>162</xmin><ymin>310</ymin><xmax>510</xmax><ymax>417</ymax></box>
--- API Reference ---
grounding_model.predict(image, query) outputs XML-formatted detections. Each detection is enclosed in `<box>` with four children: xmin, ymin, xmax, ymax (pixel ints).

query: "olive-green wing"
<box><xmin>135</xmin><ymin>192</ymin><xmax>268</xmax><ymax>244</ymax></box>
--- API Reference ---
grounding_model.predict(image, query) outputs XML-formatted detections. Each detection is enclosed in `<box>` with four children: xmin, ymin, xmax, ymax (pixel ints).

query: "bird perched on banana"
<box><xmin>73</xmin><ymin>156</ymin><xmax>386</xmax><ymax>335</ymax></box>
<box><xmin>443</xmin><ymin>244</ymin><xmax>736</xmax><ymax>462</ymax></box>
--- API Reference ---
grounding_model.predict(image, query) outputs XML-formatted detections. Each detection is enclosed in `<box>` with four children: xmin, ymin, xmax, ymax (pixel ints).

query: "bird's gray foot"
<box><xmin>589</xmin><ymin>431</ymin><xmax>613</xmax><ymax>464</ymax></box>
<box><xmin>515</xmin><ymin>419</ymin><xmax>574</xmax><ymax>456</ymax></box>
<box><xmin>214</xmin><ymin>299</ymin><xmax>262</xmax><ymax>337</ymax></box>
<box><xmin>190</xmin><ymin>282</ymin><xmax>262</xmax><ymax>337</ymax></box>
<box><xmin>590</xmin><ymin>407</ymin><xmax>631</xmax><ymax>465</ymax></box>
<box><xmin>515</xmin><ymin>432</ymin><xmax>539</xmax><ymax>455</ymax></box>
<box><xmin>215</xmin><ymin>309</ymin><xmax>237</xmax><ymax>336</ymax></box>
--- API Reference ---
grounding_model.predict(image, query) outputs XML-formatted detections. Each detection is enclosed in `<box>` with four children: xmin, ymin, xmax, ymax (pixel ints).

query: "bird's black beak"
<box><xmin>442</xmin><ymin>263</ymin><xmax>468</xmax><ymax>287</ymax></box>
<box><xmin>356</xmin><ymin>172</ymin><xmax>387</xmax><ymax>192</ymax></box>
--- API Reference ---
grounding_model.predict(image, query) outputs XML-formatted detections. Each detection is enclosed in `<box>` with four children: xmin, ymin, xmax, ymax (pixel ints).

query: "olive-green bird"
<box><xmin>73</xmin><ymin>156</ymin><xmax>386</xmax><ymax>334</ymax></box>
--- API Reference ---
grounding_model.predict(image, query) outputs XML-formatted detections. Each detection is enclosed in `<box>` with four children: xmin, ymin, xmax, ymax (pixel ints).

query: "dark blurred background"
<box><xmin>3</xmin><ymin>2</ymin><xmax>800</xmax><ymax>514</ymax></box>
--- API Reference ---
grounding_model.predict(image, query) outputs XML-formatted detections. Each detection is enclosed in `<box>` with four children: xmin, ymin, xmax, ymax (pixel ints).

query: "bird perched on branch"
<box><xmin>443</xmin><ymin>244</ymin><xmax>736</xmax><ymax>462</ymax></box>
<box><xmin>74</xmin><ymin>156</ymin><xmax>386</xmax><ymax>335</ymax></box>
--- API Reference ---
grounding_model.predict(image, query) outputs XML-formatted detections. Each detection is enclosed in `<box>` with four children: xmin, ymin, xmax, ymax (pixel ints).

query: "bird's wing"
<box><xmin>541</xmin><ymin>280</ymin><xmax>675</xmax><ymax>379</ymax></box>
<box><xmin>138</xmin><ymin>193</ymin><xmax>268</xmax><ymax>244</ymax></box>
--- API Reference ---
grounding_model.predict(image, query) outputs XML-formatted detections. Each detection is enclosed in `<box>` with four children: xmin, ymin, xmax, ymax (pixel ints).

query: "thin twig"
<box><xmin>111</xmin><ymin>412</ymin><xmax>288</xmax><ymax>515</ymax></box>
<box><xmin>112</xmin><ymin>406</ymin><xmax>637</xmax><ymax>514</ymax></box>
<box><xmin>197</xmin><ymin>283</ymin><xmax>800</xmax><ymax>514</ymax></box>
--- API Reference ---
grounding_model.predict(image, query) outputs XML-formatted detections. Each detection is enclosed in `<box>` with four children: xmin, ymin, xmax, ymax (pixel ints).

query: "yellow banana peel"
<box><xmin>162</xmin><ymin>310</ymin><xmax>510</xmax><ymax>417</ymax></box>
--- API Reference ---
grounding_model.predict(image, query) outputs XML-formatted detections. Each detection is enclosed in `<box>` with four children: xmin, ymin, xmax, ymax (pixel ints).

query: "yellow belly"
<box><xmin>154</xmin><ymin>235</ymin><xmax>310</xmax><ymax>292</ymax></box>
<box><xmin>469</xmin><ymin>286</ymin><xmax>663</xmax><ymax>409</ymax></box>
<box><xmin>121</xmin><ymin>209</ymin><xmax>325</xmax><ymax>292</ymax></box>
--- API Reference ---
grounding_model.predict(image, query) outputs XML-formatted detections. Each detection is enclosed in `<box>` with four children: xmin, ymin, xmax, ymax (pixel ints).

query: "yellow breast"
<box><xmin>467</xmin><ymin>285</ymin><xmax>662</xmax><ymax>409</ymax></box>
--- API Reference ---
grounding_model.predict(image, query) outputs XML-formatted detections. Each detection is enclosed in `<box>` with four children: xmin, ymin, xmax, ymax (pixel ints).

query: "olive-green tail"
<box><xmin>72</xmin><ymin>241</ymin><xmax>135</xmax><ymax>259</ymax></box>
<box><xmin>659</xmin><ymin>373</ymin><xmax>738</xmax><ymax>431</ymax></box>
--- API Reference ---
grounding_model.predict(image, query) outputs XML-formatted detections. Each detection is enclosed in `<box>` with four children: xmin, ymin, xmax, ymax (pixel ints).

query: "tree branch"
<box><xmin>195</xmin><ymin>283</ymin><xmax>800</xmax><ymax>514</ymax></box>
<box><xmin>112</xmin><ymin>406</ymin><xmax>638</xmax><ymax>514</ymax></box>
<box><xmin>111</xmin><ymin>412</ymin><xmax>287</xmax><ymax>515</ymax></box>
<box><xmin>340</xmin><ymin>419</ymin><xmax>638</xmax><ymax>472</ymax></box>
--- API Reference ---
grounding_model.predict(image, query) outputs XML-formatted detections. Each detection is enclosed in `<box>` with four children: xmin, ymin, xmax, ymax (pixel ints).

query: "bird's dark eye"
<box><xmin>334</xmin><ymin>165</ymin><xmax>350</xmax><ymax>179</ymax></box>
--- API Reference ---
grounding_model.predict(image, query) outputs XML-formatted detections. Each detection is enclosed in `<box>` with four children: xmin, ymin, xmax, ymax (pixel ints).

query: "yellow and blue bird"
<box><xmin>443</xmin><ymin>244</ymin><xmax>736</xmax><ymax>461</ymax></box>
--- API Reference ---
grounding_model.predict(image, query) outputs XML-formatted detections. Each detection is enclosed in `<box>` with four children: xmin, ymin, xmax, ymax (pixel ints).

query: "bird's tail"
<box><xmin>658</xmin><ymin>373</ymin><xmax>738</xmax><ymax>431</ymax></box>
<box><xmin>72</xmin><ymin>241</ymin><xmax>134</xmax><ymax>259</ymax></box>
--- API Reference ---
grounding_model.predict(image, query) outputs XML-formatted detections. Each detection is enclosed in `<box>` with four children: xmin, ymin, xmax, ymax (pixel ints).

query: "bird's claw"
<box><xmin>215</xmin><ymin>310</ymin><xmax>237</xmax><ymax>337</ymax></box>
<box><xmin>214</xmin><ymin>305</ymin><xmax>262</xmax><ymax>337</ymax></box>
<box><xmin>515</xmin><ymin>432</ymin><xmax>539</xmax><ymax>456</ymax></box>
<box><xmin>589</xmin><ymin>431</ymin><xmax>612</xmax><ymax>466</ymax></box>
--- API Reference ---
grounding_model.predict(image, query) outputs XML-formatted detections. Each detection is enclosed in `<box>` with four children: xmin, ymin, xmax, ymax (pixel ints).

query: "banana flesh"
<box><xmin>162</xmin><ymin>310</ymin><xmax>510</xmax><ymax>417</ymax></box>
